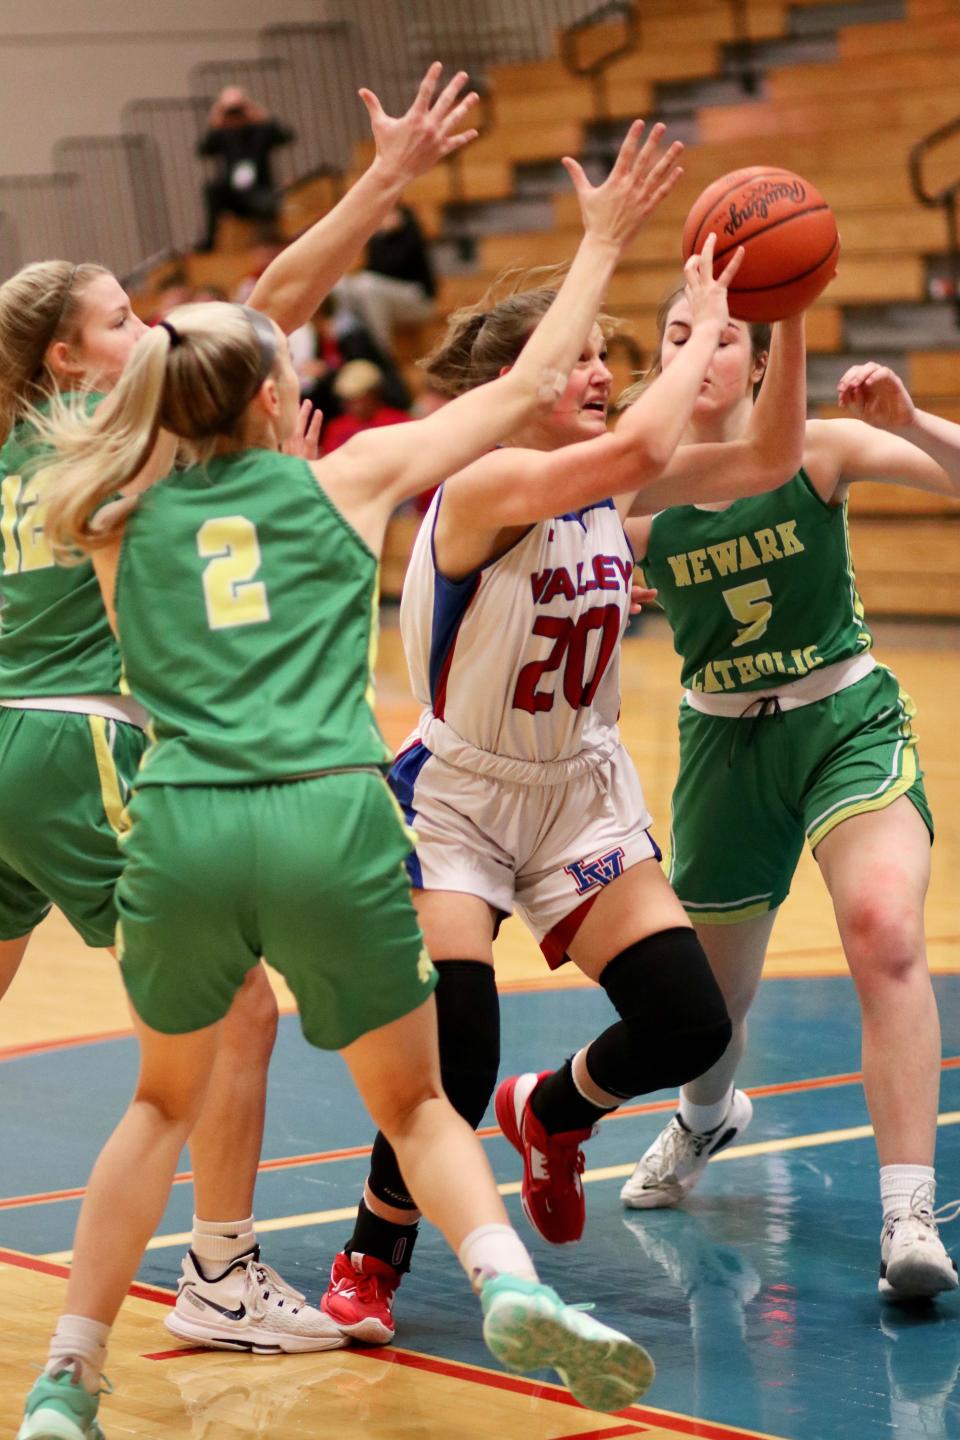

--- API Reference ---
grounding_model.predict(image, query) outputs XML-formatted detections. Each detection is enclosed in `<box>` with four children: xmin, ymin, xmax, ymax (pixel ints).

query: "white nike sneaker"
<box><xmin>879</xmin><ymin>1186</ymin><xmax>959</xmax><ymax>1300</ymax></box>
<box><xmin>165</xmin><ymin>1246</ymin><xmax>347</xmax><ymax>1353</ymax></box>
<box><xmin>620</xmin><ymin>1090</ymin><xmax>753</xmax><ymax>1209</ymax></box>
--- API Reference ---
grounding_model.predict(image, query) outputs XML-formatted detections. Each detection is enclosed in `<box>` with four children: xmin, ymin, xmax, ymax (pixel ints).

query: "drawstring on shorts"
<box><xmin>727</xmin><ymin>694</ymin><xmax>784</xmax><ymax>768</ymax></box>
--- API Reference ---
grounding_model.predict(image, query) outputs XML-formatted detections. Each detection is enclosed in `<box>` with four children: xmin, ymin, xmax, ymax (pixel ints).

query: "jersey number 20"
<box><xmin>513</xmin><ymin>605</ymin><xmax>621</xmax><ymax>713</ymax></box>
<box><xmin>198</xmin><ymin>516</ymin><xmax>270</xmax><ymax>630</ymax></box>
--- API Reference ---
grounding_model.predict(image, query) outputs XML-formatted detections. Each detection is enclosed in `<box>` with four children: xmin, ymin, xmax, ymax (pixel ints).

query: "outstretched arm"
<box><xmin>248</xmin><ymin>64</ymin><xmax>478</xmax><ymax>334</ymax></box>
<box><xmin>825</xmin><ymin>362</ymin><xmax>960</xmax><ymax>499</ymax></box>
<box><xmin>628</xmin><ymin>309</ymin><xmax>807</xmax><ymax>515</ymax></box>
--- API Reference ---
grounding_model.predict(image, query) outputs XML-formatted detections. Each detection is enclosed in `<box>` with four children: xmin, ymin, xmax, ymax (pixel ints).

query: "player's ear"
<box><xmin>256</xmin><ymin>376</ymin><xmax>281</xmax><ymax>417</ymax></box>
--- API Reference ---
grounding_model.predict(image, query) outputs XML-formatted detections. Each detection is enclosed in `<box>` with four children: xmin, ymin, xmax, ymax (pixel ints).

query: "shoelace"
<box><xmin>35</xmin><ymin>1361</ymin><xmax>113</xmax><ymax>1399</ymax></box>
<box><xmin>541</xmin><ymin>1137</ymin><xmax>587</xmax><ymax>1186</ymax></box>
<box><xmin>648</xmin><ymin>1115</ymin><xmax>715</xmax><ymax>1177</ymax></box>
<box><xmin>351</xmin><ymin>1268</ymin><xmax>395</xmax><ymax>1302</ymax></box>
<box><xmin>886</xmin><ymin>1182</ymin><xmax>960</xmax><ymax>1236</ymax></box>
<box><xmin>244</xmin><ymin>1260</ymin><xmax>308</xmax><ymax>1316</ymax></box>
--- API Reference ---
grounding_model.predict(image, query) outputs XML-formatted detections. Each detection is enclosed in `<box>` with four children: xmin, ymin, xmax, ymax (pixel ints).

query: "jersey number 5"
<box><xmin>198</xmin><ymin>516</ymin><xmax>270</xmax><ymax>630</ymax></box>
<box><xmin>722</xmin><ymin>578</ymin><xmax>773</xmax><ymax>647</ymax></box>
<box><xmin>513</xmin><ymin>604</ymin><xmax>621</xmax><ymax>714</ymax></box>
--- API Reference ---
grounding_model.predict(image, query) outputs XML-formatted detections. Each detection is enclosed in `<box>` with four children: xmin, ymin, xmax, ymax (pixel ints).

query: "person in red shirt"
<box><xmin>321</xmin><ymin>358</ymin><xmax>411</xmax><ymax>453</ymax></box>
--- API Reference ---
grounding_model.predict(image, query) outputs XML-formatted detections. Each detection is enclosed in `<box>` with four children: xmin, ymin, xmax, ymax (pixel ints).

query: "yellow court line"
<box><xmin>40</xmin><ymin>1110</ymin><xmax>960</xmax><ymax>1265</ymax></box>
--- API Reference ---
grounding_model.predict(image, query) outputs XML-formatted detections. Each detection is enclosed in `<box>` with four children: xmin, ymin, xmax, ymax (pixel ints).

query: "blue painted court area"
<box><xmin>4</xmin><ymin>976</ymin><xmax>960</xmax><ymax>1440</ymax></box>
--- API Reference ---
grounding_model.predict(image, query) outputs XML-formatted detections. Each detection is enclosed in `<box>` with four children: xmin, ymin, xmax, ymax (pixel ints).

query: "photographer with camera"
<box><xmin>197</xmin><ymin>86</ymin><xmax>294</xmax><ymax>251</ymax></box>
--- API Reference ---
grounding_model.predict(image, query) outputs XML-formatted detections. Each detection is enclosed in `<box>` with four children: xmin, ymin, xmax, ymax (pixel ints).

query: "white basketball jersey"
<box><xmin>401</xmin><ymin>487</ymin><xmax>634</xmax><ymax>764</ymax></box>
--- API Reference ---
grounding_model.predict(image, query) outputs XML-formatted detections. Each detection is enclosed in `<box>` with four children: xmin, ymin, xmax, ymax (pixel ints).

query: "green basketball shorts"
<box><xmin>116</xmin><ymin>768</ymin><xmax>437</xmax><ymax>1049</ymax></box>
<box><xmin>668</xmin><ymin>665</ymin><xmax>933</xmax><ymax>925</ymax></box>
<box><xmin>0</xmin><ymin>706</ymin><xmax>144</xmax><ymax>946</ymax></box>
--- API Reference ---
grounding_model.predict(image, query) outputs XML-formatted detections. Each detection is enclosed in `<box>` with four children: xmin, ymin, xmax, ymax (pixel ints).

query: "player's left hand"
<box><xmin>361</xmin><ymin>62</ymin><xmax>479</xmax><ymax>185</ymax></box>
<box><xmin>283</xmin><ymin>400</ymin><xmax>323</xmax><ymax>460</ymax></box>
<box><xmin>836</xmin><ymin>362</ymin><xmax>915</xmax><ymax>429</ymax></box>
<box><xmin>630</xmin><ymin>583</ymin><xmax>658</xmax><ymax>615</ymax></box>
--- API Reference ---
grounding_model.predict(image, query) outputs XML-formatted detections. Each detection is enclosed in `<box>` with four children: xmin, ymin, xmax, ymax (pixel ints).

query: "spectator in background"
<box><xmin>321</xmin><ymin>359</ymin><xmax>411</xmax><ymax>455</ymax></box>
<box><xmin>302</xmin><ymin>294</ymin><xmax>412</xmax><ymax>417</ymax></box>
<box><xmin>335</xmin><ymin>204</ymin><xmax>436</xmax><ymax>352</ymax></box>
<box><xmin>197</xmin><ymin>87</ymin><xmax>294</xmax><ymax>251</ymax></box>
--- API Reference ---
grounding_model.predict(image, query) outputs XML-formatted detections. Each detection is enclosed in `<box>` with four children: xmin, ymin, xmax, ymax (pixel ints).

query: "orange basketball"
<box><xmin>681</xmin><ymin>166</ymin><xmax>840</xmax><ymax>322</ymax></box>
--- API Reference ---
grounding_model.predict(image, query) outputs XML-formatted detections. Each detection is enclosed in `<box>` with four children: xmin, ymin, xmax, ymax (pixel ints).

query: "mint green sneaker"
<box><xmin>480</xmin><ymin>1274</ymin><xmax>655</xmax><ymax>1413</ymax></box>
<box><xmin>17</xmin><ymin>1363</ymin><xmax>107</xmax><ymax>1440</ymax></box>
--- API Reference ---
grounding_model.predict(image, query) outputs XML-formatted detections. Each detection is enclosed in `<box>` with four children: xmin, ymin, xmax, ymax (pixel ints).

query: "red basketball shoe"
<box><xmin>495</xmin><ymin>1072</ymin><xmax>593</xmax><ymax>1245</ymax></box>
<box><xmin>320</xmin><ymin>1251</ymin><xmax>400</xmax><ymax>1344</ymax></box>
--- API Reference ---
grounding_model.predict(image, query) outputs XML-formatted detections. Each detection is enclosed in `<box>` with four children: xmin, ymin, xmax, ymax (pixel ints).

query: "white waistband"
<box><xmin>682</xmin><ymin>651</ymin><xmax>877</xmax><ymax>718</ymax></box>
<box><xmin>417</xmin><ymin>712</ymin><xmax>619</xmax><ymax>786</ymax></box>
<box><xmin>0</xmin><ymin>693</ymin><xmax>150</xmax><ymax>728</ymax></box>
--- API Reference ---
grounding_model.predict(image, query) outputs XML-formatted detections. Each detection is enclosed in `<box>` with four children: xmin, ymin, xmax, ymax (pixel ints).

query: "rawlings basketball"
<box><xmin>681</xmin><ymin>166</ymin><xmax>840</xmax><ymax>322</ymax></box>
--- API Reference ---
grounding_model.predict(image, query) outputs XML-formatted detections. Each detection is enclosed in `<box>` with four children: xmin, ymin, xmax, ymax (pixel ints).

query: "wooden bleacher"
<box><xmin>144</xmin><ymin>0</ymin><xmax>960</xmax><ymax>613</ymax></box>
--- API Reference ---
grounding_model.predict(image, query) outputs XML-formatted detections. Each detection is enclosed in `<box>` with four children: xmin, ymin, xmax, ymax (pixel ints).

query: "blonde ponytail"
<box><xmin>42</xmin><ymin>301</ymin><xmax>278</xmax><ymax>560</ymax></box>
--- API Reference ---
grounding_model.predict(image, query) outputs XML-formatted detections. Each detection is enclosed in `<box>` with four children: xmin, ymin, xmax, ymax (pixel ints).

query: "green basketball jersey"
<box><xmin>640</xmin><ymin>470</ymin><xmax>872</xmax><ymax>694</ymax></box>
<box><xmin>0</xmin><ymin>404</ymin><xmax>124</xmax><ymax>698</ymax></box>
<box><xmin>116</xmin><ymin>448</ymin><xmax>392</xmax><ymax>786</ymax></box>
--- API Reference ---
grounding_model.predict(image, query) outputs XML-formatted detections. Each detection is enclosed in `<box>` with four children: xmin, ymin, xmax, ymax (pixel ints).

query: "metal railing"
<box><xmin>122</xmin><ymin>97</ymin><xmax>210</xmax><ymax>259</ymax></box>
<box><xmin>0</xmin><ymin>1</ymin><xmax>640</xmax><ymax>285</ymax></box>
<box><xmin>52</xmin><ymin>134</ymin><xmax>172</xmax><ymax>282</ymax></box>
<box><xmin>909</xmin><ymin>114</ymin><xmax>960</xmax><ymax>326</ymax></box>
<box><xmin>0</xmin><ymin>174</ymin><xmax>85</xmax><ymax>268</ymax></box>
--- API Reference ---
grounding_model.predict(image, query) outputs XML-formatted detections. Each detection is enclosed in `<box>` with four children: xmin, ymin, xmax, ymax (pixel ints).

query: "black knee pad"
<box><xmin>586</xmin><ymin>927</ymin><xmax>732</xmax><ymax>1100</ymax></box>
<box><xmin>367</xmin><ymin>960</ymin><xmax>500</xmax><ymax>1210</ymax></box>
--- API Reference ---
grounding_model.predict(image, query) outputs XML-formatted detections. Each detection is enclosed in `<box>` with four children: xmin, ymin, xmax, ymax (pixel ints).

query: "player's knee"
<box><xmin>596</xmin><ymin>927</ymin><xmax>732</xmax><ymax>1095</ymax></box>
<box><xmin>843</xmin><ymin>895</ymin><xmax>922</xmax><ymax>991</ymax></box>
<box><xmin>436</xmin><ymin>960</ymin><xmax>500</xmax><ymax>1129</ymax></box>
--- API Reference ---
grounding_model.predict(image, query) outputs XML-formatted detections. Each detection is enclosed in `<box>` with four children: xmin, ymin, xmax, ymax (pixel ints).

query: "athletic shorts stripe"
<box><xmin>87</xmin><ymin>715</ymin><xmax>127</xmax><ymax>836</ymax></box>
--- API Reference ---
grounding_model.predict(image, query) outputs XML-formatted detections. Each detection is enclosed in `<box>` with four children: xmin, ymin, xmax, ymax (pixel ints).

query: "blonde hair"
<box><xmin>421</xmin><ymin>267</ymin><xmax>617</xmax><ymax>398</ymax></box>
<box><xmin>0</xmin><ymin>260</ymin><xmax>110</xmax><ymax>446</ymax></box>
<box><xmin>615</xmin><ymin>280</ymin><xmax>771</xmax><ymax>413</ymax></box>
<box><xmin>42</xmin><ymin>301</ymin><xmax>279</xmax><ymax>560</ymax></box>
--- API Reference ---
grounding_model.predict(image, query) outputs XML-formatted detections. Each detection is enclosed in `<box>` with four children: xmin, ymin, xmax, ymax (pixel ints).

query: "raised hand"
<box><xmin>837</xmin><ymin>362</ymin><xmax>915</xmax><ymax>429</ymax></box>
<box><xmin>561</xmin><ymin>121</ymin><xmax>685</xmax><ymax>254</ymax></box>
<box><xmin>684</xmin><ymin>233</ymin><xmax>744</xmax><ymax>335</ymax></box>
<box><xmin>283</xmin><ymin>400</ymin><xmax>323</xmax><ymax>460</ymax></box>
<box><xmin>360</xmin><ymin>62</ymin><xmax>479</xmax><ymax>187</ymax></box>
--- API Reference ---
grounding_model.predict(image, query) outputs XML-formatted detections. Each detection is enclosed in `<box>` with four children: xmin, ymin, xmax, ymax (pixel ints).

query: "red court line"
<box><xmin>5</xmin><ymin>1056</ymin><xmax>960</xmax><ymax>1215</ymax></box>
<box><xmin>0</xmin><ymin>1247</ymin><xmax>174</xmax><ymax>1305</ymax></box>
<box><xmin>559</xmin><ymin>1426</ymin><xmax>648</xmax><ymax>1438</ymax></box>
<box><xmin>0</xmin><ymin>1245</ymin><xmax>783</xmax><ymax>1440</ymax></box>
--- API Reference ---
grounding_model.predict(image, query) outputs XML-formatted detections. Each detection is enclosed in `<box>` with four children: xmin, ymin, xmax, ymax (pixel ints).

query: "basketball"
<box><xmin>681</xmin><ymin>166</ymin><xmax>840</xmax><ymax>322</ymax></box>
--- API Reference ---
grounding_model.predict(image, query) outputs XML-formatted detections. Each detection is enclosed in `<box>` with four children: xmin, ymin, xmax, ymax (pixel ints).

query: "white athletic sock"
<box><xmin>880</xmin><ymin>1164</ymin><xmax>935</xmax><ymax>1226</ymax></box>
<box><xmin>191</xmin><ymin>1214</ymin><xmax>257</xmax><ymax>1270</ymax></box>
<box><xmin>47</xmin><ymin>1315</ymin><xmax>110</xmax><ymax>1395</ymax></box>
<box><xmin>679</xmin><ymin>1086</ymin><xmax>735</xmax><ymax>1136</ymax></box>
<box><xmin>458</xmin><ymin>1224</ymin><xmax>539</xmax><ymax>1294</ymax></box>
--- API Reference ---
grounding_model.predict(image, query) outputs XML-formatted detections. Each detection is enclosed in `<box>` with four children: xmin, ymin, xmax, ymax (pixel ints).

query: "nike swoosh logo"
<box><xmin>196</xmin><ymin>1295</ymin><xmax>246</xmax><ymax>1321</ymax></box>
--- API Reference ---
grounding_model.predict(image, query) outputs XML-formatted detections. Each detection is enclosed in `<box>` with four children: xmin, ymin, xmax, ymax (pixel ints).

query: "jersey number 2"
<box><xmin>198</xmin><ymin>516</ymin><xmax>270</xmax><ymax>630</ymax></box>
<box><xmin>513</xmin><ymin>605</ymin><xmax>621</xmax><ymax>713</ymax></box>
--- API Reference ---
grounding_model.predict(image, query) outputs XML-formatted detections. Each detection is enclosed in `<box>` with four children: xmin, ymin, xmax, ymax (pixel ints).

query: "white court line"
<box><xmin>39</xmin><ymin>1110</ymin><xmax>960</xmax><ymax>1264</ymax></box>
